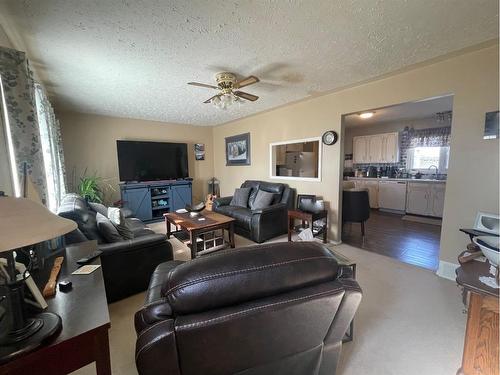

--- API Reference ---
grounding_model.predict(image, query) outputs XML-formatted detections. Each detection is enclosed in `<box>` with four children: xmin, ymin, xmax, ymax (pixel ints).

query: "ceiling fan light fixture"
<box><xmin>359</xmin><ymin>111</ymin><xmax>375</xmax><ymax>119</ymax></box>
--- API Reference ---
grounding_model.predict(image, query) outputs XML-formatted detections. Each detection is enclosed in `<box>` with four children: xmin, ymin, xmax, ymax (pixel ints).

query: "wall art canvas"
<box><xmin>195</xmin><ymin>143</ymin><xmax>205</xmax><ymax>160</ymax></box>
<box><xmin>225</xmin><ymin>133</ymin><xmax>251</xmax><ymax>166</ymax></box>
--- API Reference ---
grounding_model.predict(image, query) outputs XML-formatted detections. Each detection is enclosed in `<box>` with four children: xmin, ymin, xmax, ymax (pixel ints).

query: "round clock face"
<box><xmin>322</xmin><ymin>131</ymin><xmax>338</xmax><ymax>145</ymax></box>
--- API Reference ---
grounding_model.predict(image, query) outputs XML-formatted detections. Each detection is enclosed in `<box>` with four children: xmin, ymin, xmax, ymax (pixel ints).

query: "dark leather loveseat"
<box><xmin>134</xmin><ymin>241</ymin><xmax>362</xmax><ymax>375</ymax></box>
<box><xmin>57</xmin><ymin>194</ymin><xmax>173</xmax><ymax>302</ymax></box>
<box><xmin>213</xmin><ymin>180</ymin><xmax>295</xmax><ymax>243</ymax></box>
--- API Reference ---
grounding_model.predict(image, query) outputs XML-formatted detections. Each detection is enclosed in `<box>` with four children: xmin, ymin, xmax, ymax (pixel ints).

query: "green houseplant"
<box><xmin>70</xmin><ymin>168</ymin><xmax>116</xmax><ymax>204</ymax></box>
<box><xmin>78</xmin><ymin>174</ymin><xmax>104</xmax><ymax>203</ymax></box>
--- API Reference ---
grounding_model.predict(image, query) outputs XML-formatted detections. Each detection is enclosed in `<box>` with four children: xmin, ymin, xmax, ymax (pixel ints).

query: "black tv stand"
<box><xmin>119</xmin><ymin>180</ymin><xmax>192</xmax><ymax>222</ymax></box>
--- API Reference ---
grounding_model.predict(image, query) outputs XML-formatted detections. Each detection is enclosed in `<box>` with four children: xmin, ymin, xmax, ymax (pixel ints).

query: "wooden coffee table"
<box><xmin>164</xmin><ymin>210</ymin><xmax>235</xmax><ymax>258</ymax></box>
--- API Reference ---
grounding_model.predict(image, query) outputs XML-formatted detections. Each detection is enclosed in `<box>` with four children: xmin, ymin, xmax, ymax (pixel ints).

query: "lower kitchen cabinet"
<box><xmin>353</xmin><ymin>180</ymin><xmax>379</xmax><ymax>209</ymax></box>
<box><xmin>406</xmin><ymin>182</ymin><xmax>445</xmax><ymax>217</ymax></box>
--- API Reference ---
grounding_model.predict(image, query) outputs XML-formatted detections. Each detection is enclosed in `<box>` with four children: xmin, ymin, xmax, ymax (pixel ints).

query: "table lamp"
<box><xmin>0</xmin><ymin>196</ymin><xmax>77</xmax><ymax>361</ymax></box>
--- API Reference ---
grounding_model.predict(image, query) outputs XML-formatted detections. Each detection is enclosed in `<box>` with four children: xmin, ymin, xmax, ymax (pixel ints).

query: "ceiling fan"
<box><xmin>188</xmin><ymin>72</ymin><xmax>260</xmax><ymax>109</ymax></box>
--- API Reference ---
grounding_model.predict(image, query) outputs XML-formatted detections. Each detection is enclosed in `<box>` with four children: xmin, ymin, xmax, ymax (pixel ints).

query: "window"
<box><xmin>270</xmin><ymin>137</ymin><xmax>322</xmax><ymax>181</ymax></box>
<box><xmin>407</xmin><ymin>146</ymin><xmax>449</xmax><ymax>173</ymax></box>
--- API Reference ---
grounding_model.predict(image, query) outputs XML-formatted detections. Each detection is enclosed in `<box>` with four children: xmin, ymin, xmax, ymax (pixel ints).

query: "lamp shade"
<box><xmin>0</xmin><ymin>197</ymin><xmax>77</xmax><ymax>252</ymax></box>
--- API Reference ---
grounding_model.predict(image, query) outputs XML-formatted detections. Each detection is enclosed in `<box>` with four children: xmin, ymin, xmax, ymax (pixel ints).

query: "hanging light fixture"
<box><xmin>212</xmin><ymin>93</ymin><xmax>240</xmax><ymax>110</ymax></box>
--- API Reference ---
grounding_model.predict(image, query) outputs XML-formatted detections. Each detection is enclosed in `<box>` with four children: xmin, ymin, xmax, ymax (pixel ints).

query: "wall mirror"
<box><xmin>270</xmin><ymin>137</ymin><xmax>322</xmax><ymax>181</ymax></box>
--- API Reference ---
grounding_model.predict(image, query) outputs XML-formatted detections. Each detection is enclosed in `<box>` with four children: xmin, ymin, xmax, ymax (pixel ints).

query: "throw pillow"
<box><xmin>230</xmin><ymin>187</ymin><xmax>251</xmax><ymax>208</ymax></box>
<box><xmin>96</xmin><ymin>212</ymin><xmax>124</xmax><ymax>243</ymax></box>
<box><xmin>88</xmin><ymin>202</ymin><xmax>108</xmax><ymax>217</ymax></box>
<box><xmin>251</xmin><ymin>190</ymin><xmax>275</xmax><ymax>210</ymax></box>
<box><xmin>107</xmin><ymin>207</ymin><xmax>134</xmax><ymax>240</ymax></box>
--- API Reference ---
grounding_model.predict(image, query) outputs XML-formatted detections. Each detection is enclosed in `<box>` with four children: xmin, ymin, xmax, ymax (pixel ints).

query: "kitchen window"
<box><xmin>406</xmin><ymin>146</ymin><xmax>449</xmax><ymax>173</ymax></box>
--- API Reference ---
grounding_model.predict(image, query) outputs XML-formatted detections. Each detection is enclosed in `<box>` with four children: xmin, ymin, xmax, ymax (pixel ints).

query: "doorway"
<box><xmin>340</xmin><ymin>95</ymin><xmax>453</xmax><ymax>271</ymax></box>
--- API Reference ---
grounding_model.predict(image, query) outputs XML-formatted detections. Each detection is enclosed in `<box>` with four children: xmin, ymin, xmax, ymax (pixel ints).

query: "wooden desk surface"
<box><xmin>43</xmin><ymin>240</ymin><xmax>110</xmax><ymax>344</ymax></box>
<box><xmin>456</xmin><ymin>253</ymin><xmax>499</xmax><ymax>298</ymax></box>
<box><xmin>1</xmin><ymin>240</ymin><xmax>111</xmax><ymax>374</ymax></box>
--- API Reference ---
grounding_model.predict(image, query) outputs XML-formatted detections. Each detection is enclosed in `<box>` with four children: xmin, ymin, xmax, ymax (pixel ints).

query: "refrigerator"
<box><xmin>284</xmin><ymin>152</ymin><xmax>316</xmax><ymax>177</ymax></box>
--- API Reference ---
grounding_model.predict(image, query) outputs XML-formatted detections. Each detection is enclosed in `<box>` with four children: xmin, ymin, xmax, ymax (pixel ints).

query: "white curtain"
<box><xmin>34</xmin><ymin>83</ymin><xmax>67</xmax><ymax>211</ymax></box>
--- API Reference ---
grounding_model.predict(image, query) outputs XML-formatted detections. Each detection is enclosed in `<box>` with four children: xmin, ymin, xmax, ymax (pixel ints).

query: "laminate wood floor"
<box><xmin>342</xmin><ymin>209</ymin><xmax>441</xmax><ymax>271</ymax></box>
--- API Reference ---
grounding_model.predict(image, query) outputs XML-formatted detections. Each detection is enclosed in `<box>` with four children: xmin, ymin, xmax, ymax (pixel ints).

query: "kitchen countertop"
<box><xmin>347</xmin><ymin>177</ymin><xmax>446</xmax><ymax>183</ymax></box>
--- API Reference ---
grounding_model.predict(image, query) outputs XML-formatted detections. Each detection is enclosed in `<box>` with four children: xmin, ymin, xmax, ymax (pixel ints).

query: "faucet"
<box><xmin>428</xmin><ymin>165</ymin><xmax>439</xmax><ymax>179</ymax></box>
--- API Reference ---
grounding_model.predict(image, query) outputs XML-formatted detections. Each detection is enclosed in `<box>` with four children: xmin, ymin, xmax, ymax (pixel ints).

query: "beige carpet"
<box><xmin>72</xmin><ymin>230</ymin><xmax>466</xmax><ymax>375</ymax></box>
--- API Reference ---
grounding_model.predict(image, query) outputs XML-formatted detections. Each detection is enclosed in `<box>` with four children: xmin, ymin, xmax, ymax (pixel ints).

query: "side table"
<box><xmin>288</xmin><ymin>209</ymin><xmax>328</xmax><ymax>243</ymax></box>
<box><xmin>456</xmin><ymin>252</ymin><xmax>499</xmax><ymax>375</ymax></box>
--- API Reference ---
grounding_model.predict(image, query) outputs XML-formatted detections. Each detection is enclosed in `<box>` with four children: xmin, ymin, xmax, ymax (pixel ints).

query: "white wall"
<box><xmin>213</xmin><ymin>44</ymin><xmax>499</xmax><ymax>266</ymax></box>
<box><xmin>0</xmin><ymin>24</ymin><xmax>13</xmax><ymax>196</ymax></box>
<box><xmin>59</xmin><ymin>112</ymin><xmax>215</xmax><ymax>205</ymax></box>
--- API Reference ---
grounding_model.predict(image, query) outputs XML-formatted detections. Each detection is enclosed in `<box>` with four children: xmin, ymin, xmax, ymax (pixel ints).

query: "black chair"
<box><xmin>342</xmin><ymin>189</ymin><xmax>370</xmax><ymax>237</ymax></box>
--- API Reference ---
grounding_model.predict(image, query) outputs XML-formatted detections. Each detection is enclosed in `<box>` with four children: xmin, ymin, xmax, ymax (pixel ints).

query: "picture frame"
<box><xmin>484</xmin><ymin>110</ymin><xmax>499</xmax><ymax>140</ymax></box>
<box><xmin>225</xmin><ymin>132</ymin><xmax>251</xmax><ymax>166</ymax></box>
<box><xmin>194</xmin><ymin>143</ymin><xmax>205</xmax><ymax>160</ymax></box>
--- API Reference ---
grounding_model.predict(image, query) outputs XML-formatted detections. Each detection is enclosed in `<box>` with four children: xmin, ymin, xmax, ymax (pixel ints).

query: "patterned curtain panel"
<box><xmin>0</xmin><ymin>47</ymin><xmax>47</xmax><ymax>203</ymax></box>
<box><xmin>408</xmin><ymin>126</ymin><xmax>451</xmax><ymax>148</ymax></box>
<box><xmin>34</xmin><ymin>83</ymin><xmax>67</xmax><ymax>211</ymax></box>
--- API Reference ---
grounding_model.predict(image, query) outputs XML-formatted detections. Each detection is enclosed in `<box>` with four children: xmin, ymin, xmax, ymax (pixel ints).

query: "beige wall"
<box><xmin>59</xmin><ymin>112</ymin><xmax>214</xmax><ymax>204</ymax></box>
<box><xmin>0</xmin><ymin>24</ymin><xmax>13</xmax><ymax>196</ymax></box>
<box><xmin>213</xmin><ymin>44</ymin><xmax>499</xmax><ymax>265</ymax></box>
<box><xmin>344</xmin><ymin>116</ymin><xmax>450</xmax><ymax>155</ymax></box>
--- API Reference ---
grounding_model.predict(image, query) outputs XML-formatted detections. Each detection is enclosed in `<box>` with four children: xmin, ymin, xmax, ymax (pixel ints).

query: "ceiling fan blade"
<box><xmin>235</xmin><ymin>76</ymin><xmax>259</xmax><ymax>88</ymax></box>
<box><xmin>188</xmin><ymin>82</ymin><xmax>218</xmax><ymax>89</ymax></box>
<box><xmin>203</xmin><ymin>94</ymin><xmax>222</xmax><ymax>104</ymax></box>
<box><xmin>234</xmin><ymin>91</ymin><xmax>259</xmax><ymax>102</ymax></box>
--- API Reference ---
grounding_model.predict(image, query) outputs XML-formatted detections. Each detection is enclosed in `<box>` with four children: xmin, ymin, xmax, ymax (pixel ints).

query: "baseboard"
<box><xmin>436</xmin><ymin>260</ymin><xmax>459</xmax><ymax>281</ymax></box>
<box><xmin>329</xmin><ymin>239</ymin><xmax>342</xmax><ymax>245</ymax></box>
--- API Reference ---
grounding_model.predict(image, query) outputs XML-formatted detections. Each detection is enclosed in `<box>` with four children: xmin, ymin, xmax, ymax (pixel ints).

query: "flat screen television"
<box><xmin>117</xmin><ymin>140</ymin><xmax>189</xmax><ymax>182</ymax></box>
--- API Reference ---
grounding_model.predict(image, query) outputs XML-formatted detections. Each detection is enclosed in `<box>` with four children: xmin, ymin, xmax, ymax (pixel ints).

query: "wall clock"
<box><xmin>322</xmin><ymin>130</ymin><xmax>338</xmax><ymax>145</ymax></box>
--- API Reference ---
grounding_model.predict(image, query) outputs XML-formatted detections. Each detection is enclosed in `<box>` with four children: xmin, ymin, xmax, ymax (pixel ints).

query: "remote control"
<box><xmin>76</xmin><ymin>250</ymin><xmax>103</xmax><ymax>265</ymax></box>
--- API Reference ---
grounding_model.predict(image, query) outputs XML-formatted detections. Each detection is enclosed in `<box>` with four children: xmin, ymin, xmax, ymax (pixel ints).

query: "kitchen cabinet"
<box><xmin>276</xmin><ymin>146</ymin><xmax>286</xmax><ymax>165</ymax></box>
<box><xmin>381</xmin><ymin>132</ymin><xmax>399</xmax><ymax>163</ymax></box>
<box><xmin>406</xmin><ymin>182</ymin><xmax>430</xmax><ymax>216</ymax></box>
<box><xmin>352</xmin><ymin>132</ymin><xmax>399</xmax><ymax>164</ymax></box>
<box><xmin>353</xmin><ymin>179</ymin><xmax>379</xmax><ymax>208</ymax></box>
<box><xmin>406</xmin><ymin>182</ymin><xmax>446</xmax><ymax>217</ymax></box>
<box><xmin>430</xmin><ymin>183</ymin><xmax>446</xmax><ymax>217</ymax></box>
<box><xmin>368</xmin><ymin>136</ymin><xmax>383</xmax><ymax>163</ymax></box>
<box><xmin>353</xmin><ymin>136</ymin><xmax>369</xmax><ymax>163</ymax></box>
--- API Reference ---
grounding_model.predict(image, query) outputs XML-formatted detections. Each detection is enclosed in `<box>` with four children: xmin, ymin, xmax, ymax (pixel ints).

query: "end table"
<box><xmin>288</xmin><ymin>209</ymin><xmax>328</xmax><ymax>243</ymax></box>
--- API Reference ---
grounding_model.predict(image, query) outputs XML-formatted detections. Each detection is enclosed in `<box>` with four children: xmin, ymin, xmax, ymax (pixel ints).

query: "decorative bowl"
<box><xmin>185</xmin><ymin>202</ymin><xmax>205</xmax><ymax>217</ymax></box>
<box><xmin>473</xmin><ymin>235</ymin><xmax>500</xmax><ymax>266</ymax></box>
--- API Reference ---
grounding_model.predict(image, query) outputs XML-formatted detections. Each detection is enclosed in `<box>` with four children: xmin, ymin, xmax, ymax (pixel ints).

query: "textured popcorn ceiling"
<box><xmin>0</xmin><ymin>0</ymin><xmax>497</xmax><ymax>126</ymax></box>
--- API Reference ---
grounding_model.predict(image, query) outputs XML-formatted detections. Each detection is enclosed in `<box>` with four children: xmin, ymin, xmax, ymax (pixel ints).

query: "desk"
<box><xmin>0</xmin><ymin>241</ymin><xmax>111</xmax><ymax>375</ymax></box>
<box><xmin>456</xmin><ymin>253</ymin><xmax>499</xmax><ymax>375</ymax></box>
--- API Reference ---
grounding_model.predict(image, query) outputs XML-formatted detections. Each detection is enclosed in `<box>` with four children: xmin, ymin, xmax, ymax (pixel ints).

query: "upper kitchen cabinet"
<box><xmin>352</xmin><ymin>136</ymin><xmax>369</xmax><ymax>163</ymax></box>
<box><xmin>352</xmin><ymin>132</ymin><xmax>399</xmax><ymax>164</ymax></box>
<box><xmin>381</xmin><ymin>132</ymin><xmax>399</xmax><ymax>163</ymax></box>
<box><xmin>368</xmin><ymin>135</ymin><xmax>383</xmax><ymax>162</ymax></box>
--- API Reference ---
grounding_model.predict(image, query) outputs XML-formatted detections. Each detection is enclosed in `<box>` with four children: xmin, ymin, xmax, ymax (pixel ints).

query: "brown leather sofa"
<box><xmin>134</xmin><ymin>242</ymin><xmax>362</xmax><ymax>375</ymax></box>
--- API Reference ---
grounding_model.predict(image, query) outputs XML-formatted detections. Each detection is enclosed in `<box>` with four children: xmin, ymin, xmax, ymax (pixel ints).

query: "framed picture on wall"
<box><xmin>225</xmin><ymin>132</ymin><xmax>251</xmax><ymax>166</ymax></box>
<box><xmin>195</xmin><ymin>143</ymin><xmax>205</xmax><ymax>160</ymax></box>
<box><xmin>484</xmin><ymin>110</ymin><xmax>499</xmax><ymax>139</ymax></box>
